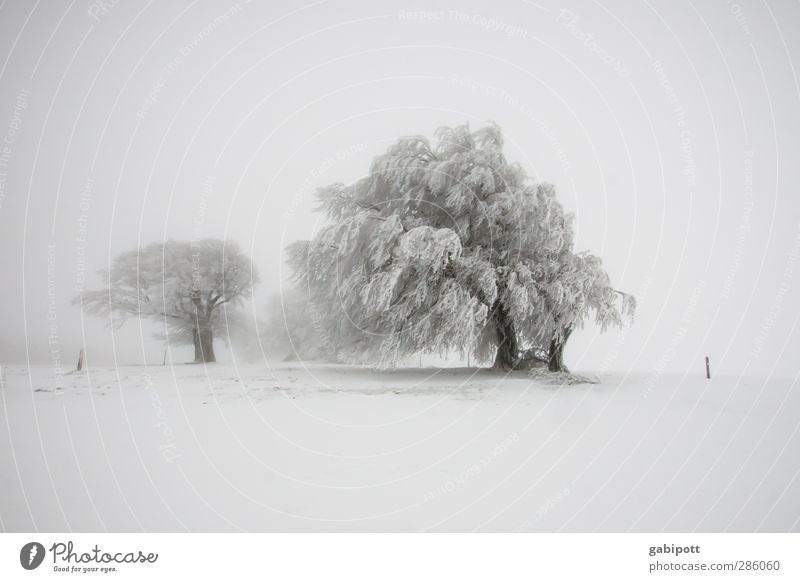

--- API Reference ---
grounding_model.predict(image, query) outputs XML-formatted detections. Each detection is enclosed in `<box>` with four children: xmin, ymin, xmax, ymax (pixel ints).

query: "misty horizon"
<box><xmin>1</xmin><ymin>0</ymin><xmax>798</xmax><ymax>379</ymax></box>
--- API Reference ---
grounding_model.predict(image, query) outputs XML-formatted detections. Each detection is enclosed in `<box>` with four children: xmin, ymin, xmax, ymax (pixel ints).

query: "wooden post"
<box><xmin>163</xmin><ymin>348</ymin><xmax>167</xmax><ymax>366</ymax></box>
<box><xmin>76</xmin><ymin>348</ymin><xmax>84</xmax><ymax>371</ymax></box>
<box><xmin>705</xmin><ymin>356</ymin><xmax>711</xmax><ymax>379</ymax></box>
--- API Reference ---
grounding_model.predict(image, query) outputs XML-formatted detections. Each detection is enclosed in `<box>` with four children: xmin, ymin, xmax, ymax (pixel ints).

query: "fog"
<box><xmin>1</xmin><ymin>0</ymin><xmax>798</xmax><ymax>378</ymax></box>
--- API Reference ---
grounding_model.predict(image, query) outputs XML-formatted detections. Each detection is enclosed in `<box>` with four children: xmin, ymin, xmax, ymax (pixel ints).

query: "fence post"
<box><xmin>705</xmin><ymin>356</ymin><xmax>711</xmax><ymax>379</ymax></box>
<box><xmin>77</xmin><ymin>348</ymin><xmax>84</xmax><ymax>371</ymax></box>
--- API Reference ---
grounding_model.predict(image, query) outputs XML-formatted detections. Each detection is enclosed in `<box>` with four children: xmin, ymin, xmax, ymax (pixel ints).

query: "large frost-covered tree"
<box><xmin>288</xmin><ymin>123</ymin><xmax>635</xmax><ymax>371</ymax></box>
<box><xmin>75</xmin><ymin>239</ymin><xmax>259</xmax><ymax>363</ymax></box>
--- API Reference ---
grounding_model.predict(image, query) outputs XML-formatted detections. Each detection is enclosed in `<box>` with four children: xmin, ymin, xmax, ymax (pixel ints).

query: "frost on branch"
<box><xmin>74</xmin><ymin>239</ymin><xmax>259</xmax><ymax>363</ymax></box>
<box><xmin>288</xmin><ymin>123</ymin><xmax>635</xmax><ymax>372</ymax></box>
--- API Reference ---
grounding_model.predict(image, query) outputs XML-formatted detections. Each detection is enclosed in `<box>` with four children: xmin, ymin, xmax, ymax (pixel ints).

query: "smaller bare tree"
<box><xmin>74</xmin><ymin>239</ymin><xmax>259</xmax><ymax>363</ymax></box>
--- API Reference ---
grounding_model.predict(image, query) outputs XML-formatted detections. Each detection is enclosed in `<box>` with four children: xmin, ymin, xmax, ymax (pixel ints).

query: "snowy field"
<box><xmin>1</xmin><ymin>364</ymin><xmax>798</xmax><ymax>532</ymax></box>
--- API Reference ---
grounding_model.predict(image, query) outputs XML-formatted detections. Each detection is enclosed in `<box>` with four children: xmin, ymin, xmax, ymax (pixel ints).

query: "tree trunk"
<box><xmin>492</xmin><ymin>301</ymin><xmax>519</xmax><ymax>371</ymax></box>
<box><xmin>192</xmin><ymin>318</ymin><xmax>216</xmax><ymax>363</ymax></box>
<box><xmin>548</xmin><ymin>326</ymin><xmax>572</xmax><ymax>373</ymax></box>
<box><xmin>192</xmin><ymin>328</ymin><xmax>199</xmax><ymax>361</ymax></box>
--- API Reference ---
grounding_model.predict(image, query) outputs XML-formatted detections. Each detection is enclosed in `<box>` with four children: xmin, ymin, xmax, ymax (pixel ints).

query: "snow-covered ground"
<box><xmin>1</xmin><ymin>363</ymin><xmax>798</xmax><ymax>532</ymax></box>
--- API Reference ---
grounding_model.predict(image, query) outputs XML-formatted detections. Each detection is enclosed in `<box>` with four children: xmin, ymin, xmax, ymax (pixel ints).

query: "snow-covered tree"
<box><xmin>74</xmin><ymin>239</ymin><xmax>259</xmax><ymax>363</ymax></box>
<box><xmin>260</xmin><ymin>291</ymin><xmax>333</xmax><ymax>362</ymax></box>
<box><xmin>288</xmin><ymin>123</ymin><xmax>635</xmax><ymax>371</ymax></box>
<box><xmin>154</xmin><ymin>304</ymin><xmax>257</xmax><ymax>361</ymax></box>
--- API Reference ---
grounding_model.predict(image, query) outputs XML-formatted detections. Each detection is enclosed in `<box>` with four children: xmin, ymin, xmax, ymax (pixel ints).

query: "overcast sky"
<box><xmin>0</xmin><ymin>0</ymin><xmax>798</xmax><ymax>378</ymax></box>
